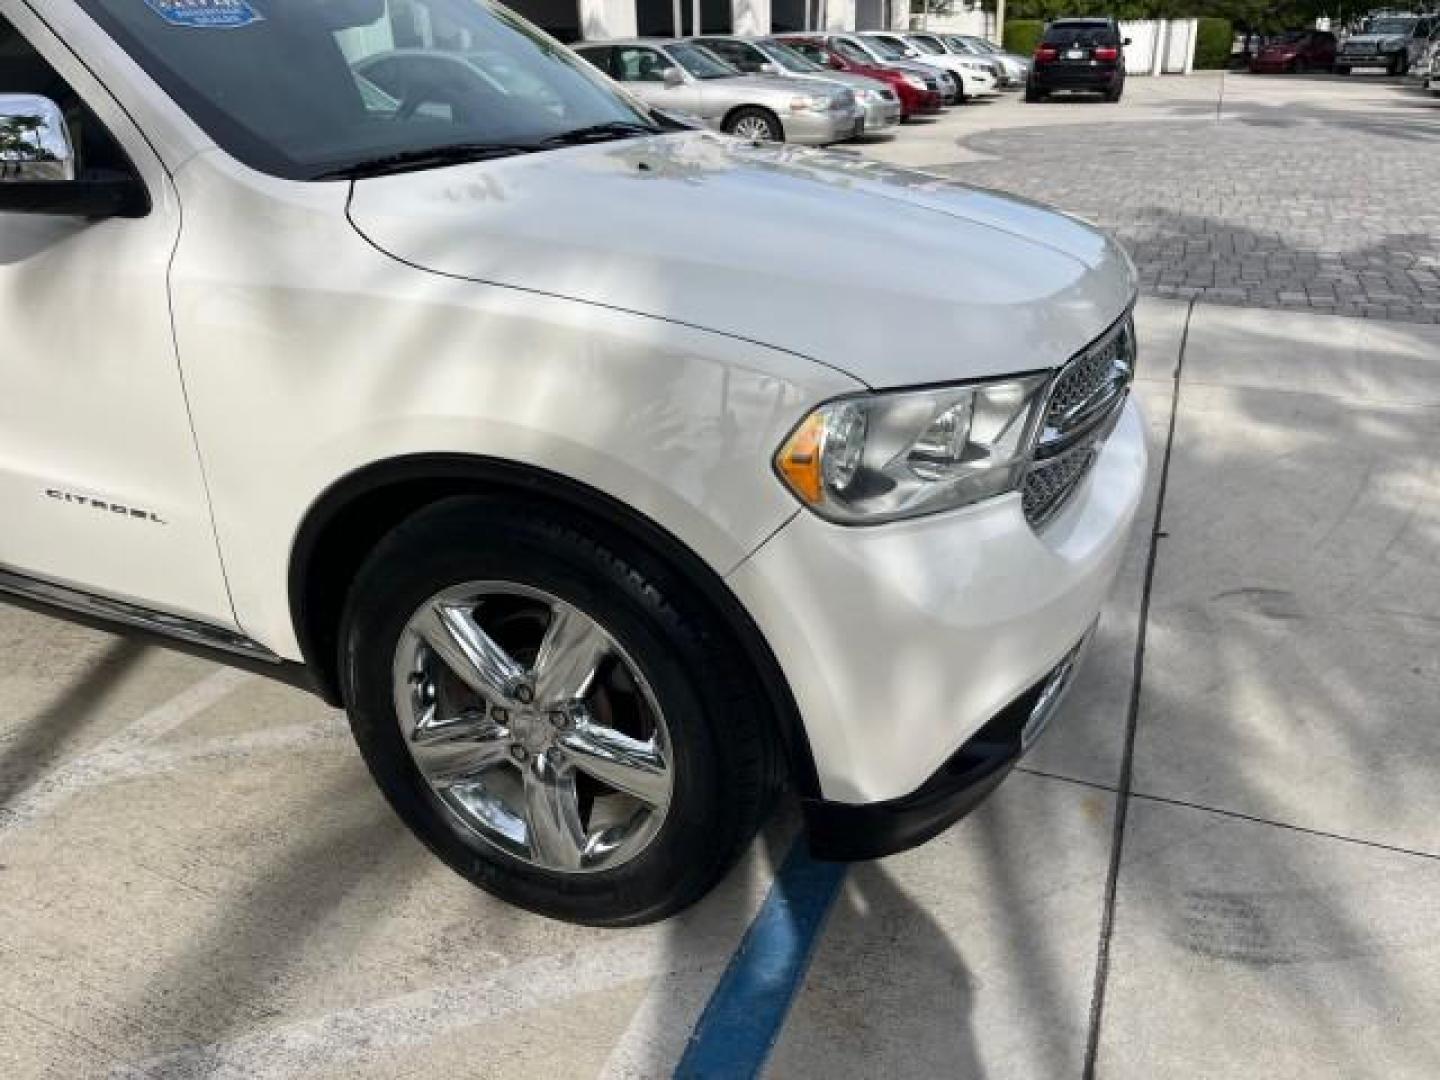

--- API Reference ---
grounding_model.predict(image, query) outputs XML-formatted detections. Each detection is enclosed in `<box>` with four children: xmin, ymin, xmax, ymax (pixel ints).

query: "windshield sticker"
<box><xmin>142</xmin><ymin>0</ymin><xmax>264</xmax><ymax>28</ymax></box>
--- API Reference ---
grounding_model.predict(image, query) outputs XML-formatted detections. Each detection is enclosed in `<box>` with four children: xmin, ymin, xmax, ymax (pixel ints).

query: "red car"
<box><xmin>772</xmin><ymin>34</ymin><xmax>944</xmax><ymax>118</ymax></box>
<box><xmin>1249</xmin><ymin>30</ymin><xmax>1338</xmax><ymax>73</ymax></box>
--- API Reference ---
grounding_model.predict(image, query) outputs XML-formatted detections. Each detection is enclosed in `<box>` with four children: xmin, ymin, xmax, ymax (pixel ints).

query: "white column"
<box><xmin>732</xmin><ymin>0</ymin><xmax>772</xmax><ymax>35</ymax></box>
<box><xmin>578</xmin><ymin>0</ymin><xmax>636</xmax><ymax>39</ymax></box>
<box><xmin>824</xmin><ymin>0</ymin><xmax>853</xmax><ymax>30</ymax></box>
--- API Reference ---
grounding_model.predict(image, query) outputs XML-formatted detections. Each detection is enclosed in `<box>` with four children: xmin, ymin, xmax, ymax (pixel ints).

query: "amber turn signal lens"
<box><xmin>775</xmin><ymin>412</ymin><xmax>826</xmax><ymax>505</ymax></box>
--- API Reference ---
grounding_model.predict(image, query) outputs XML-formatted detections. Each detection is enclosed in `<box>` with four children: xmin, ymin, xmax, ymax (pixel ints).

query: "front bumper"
<box><xmin>786</xmin><ymin>106</ymin><xmax>867</xmax><ymax>145</ymax></box>
<box><xmin>804</xmin><ymin>630</ymin><xmax>1091</xmax><ymax>859</ymax></box>
<box><xmin>728</xmin><ymin>396</ymin><xmax>1146</xmax><ymax>815</ymax></box>
<box><xmin>861</xmin><ymin>98</ymin><xmax>903</xmax><ymax>131</ymax></box>
<box><xmin>965</xmin><ymin>71</ymin><xmax>1000</xmax><ymax>95</ymax></box>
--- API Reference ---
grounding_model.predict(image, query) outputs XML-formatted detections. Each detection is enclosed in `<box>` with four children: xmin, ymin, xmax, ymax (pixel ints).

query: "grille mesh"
<box><xmin>1022</xmin><ymin>446</ymin><xmax>1097</xmax><ymax>528</ymax></box>
<box><xmin>1023</xmin><ymin>314</ymin><xmax>1135</xmax><ymax>529</ymax></box>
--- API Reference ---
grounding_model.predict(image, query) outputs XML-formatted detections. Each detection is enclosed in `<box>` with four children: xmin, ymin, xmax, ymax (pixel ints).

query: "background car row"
<box><xmin>572</xmin><ymin>32</ymin><xmax>1029</xmax><ymax>147</ymax></box>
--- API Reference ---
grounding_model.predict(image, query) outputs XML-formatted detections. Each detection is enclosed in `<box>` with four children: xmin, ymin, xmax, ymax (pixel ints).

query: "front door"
<box><xmin>0</xmin><ymin>4</ymin><xmax>233</xmax><ymax>625</ymax></box>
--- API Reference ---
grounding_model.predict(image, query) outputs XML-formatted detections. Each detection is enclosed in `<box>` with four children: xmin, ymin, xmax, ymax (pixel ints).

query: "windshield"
<box><xmin>1273</xmin><ymin>31</ymin><xmax>1306</xmax><ymax>43</ymax></box>
<box><xmin>967</xmin><ymin>38</ymin><xmax>1001</xmax><ymax>55</ymax></box>
<box><xmin>909</xmin><ymin>37</ymin><xmax>945</xmax><ymax>55</ymax></box>
<box><xmin>667</xmin><ymin>43</ymin><xmax>739</xmax><ymax>79</ymax></box>
<box><xmin>1367</xmin><ymin>18</ymin><xmax>1417</xmax><ymax>35</ymax></box>
<box><xmin>864</xmin><ymin>36</ymin><xmax>911</xmax><ymax>60</ymax></box>
<box><xmin>75</xmin><ymin>0</ymin><xmax>659</xmax><ymax>180</ymax></box>
<box><xmin>756</xmin><ymin>41</ymin><xmax>823</xmax><ymax>73</ymax></box>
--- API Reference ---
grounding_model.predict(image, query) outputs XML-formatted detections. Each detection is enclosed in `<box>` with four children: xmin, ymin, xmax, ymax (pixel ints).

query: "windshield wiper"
<box><xmin>311</xmin><ymin>142</ymin><xmax>538</xmax><ymax>181</ymax></box>
<box><xmin>536</xmin><ymin>121</ymin><xmax>661</xmax><ymax>147</ymax></box>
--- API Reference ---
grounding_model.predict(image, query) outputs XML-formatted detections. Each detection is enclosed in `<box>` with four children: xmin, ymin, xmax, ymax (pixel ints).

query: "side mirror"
<box><xmin>759</xmin><ymin>62</ymin><xmax>779</xmax><ymax>75</ymax></box>
<box><xmin>663</xmin><ymin>66</ymin><xmax>686</xmax><ymax>87</ymax></box>
<box><xmin>0</xmin><ymin>94</ymin><xmax>147</xmax><ymax>218</ymax></box>
<box><xmin>0</xmin><ymin>94</ymin><xmax>73</xmax><ymax>181</ymax></box>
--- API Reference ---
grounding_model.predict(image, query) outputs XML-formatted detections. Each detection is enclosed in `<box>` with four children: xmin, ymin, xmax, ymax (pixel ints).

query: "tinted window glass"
<box><xmin>614</xmin><ymin>46</ymin><xmax>668</xmax><ymax>82</ymax></box>
<box><xmin>1043</xmin><ymin>24</ymin><xmax>1118</xmax><ymax>46</ymax></box>
<box><xmin>75</xmin><ymin>0</ymin><xmax>656</xmax><ymax>180</ymax></box>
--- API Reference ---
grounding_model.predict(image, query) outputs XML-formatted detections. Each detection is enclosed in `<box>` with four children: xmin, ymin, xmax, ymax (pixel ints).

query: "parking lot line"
<box><xmin>674</xmin><ymin>841</ymin><xmax>847</xmax><ymax>1079</ymax></box>
<box><xmin>0</xmin><ymin>667</ymin><xmax>251</xmax><ymax>835</ymax></box>
<box><xmin>112</xmin><ymin>940</ymin><xmax>667</xmax><ymax>1079</ymax></box>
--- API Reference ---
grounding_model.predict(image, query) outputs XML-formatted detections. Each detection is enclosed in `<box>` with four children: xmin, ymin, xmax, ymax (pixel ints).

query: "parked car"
<box><xmin>774</xmin><ymin>34</ymin><xmax>947</xmax><ymax>118</ymax></box>
<box><xmin>574</xmin><ymin>38</ymin><xmax>863</xmax><ymax>144</ymax></box>
<box><xmin>936</xmin><ymin>32</ymin><xmax>1032</xmax><ymax>88</ymax></box>
<box><xmin>1026</xmin><ymin>17</ymin><xmax>1130</xmax><ymax>102</ymax></box>
<box><xmin>694</xmin><ymin>35</ymin><xmax>902</xmax><ymax>136</ymax></box>
<box><xmin>858</xmin><ymin>31</ymin><xmax>1000</xmax><ymax>98</ymax></box>
<box><xmin>1429</xmin><ymin>40</ymin><xmax>1440</xmax><ymax>90</ymax></box>
<box><xmin>1248</xmin><ymin>29</ymin><xmax>1338</xmax><ymax>73</ymax></box>
<box><xmin>2</xmin><ymin>0</ymin><xmax>1146</xmax><ymax>927</ymax></box>
<box><xmin>1335</xmin><ymin>13</ymin><xmax>1435</xmax><ymax>75</ymax></box>
<box><xmin>819</xmin><ymin>32</ymin><xmax>962</xmax><ymax>104</ymax></box>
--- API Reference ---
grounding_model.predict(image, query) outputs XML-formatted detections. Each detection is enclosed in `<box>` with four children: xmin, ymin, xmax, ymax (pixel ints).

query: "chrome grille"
<box><xmin>1023</xmin><ymin>312</ymin><xmax>1135</xmax><ymax>529</ymax></box>
<box><xmin>1023</xmin><ymin>445</ymin><xmax>1097</xmax><ymax>528</ymax></box>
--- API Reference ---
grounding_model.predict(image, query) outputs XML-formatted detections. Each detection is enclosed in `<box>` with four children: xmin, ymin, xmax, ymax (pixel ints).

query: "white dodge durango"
<box><xmin>0</xmin><ymin>0</ymin><xmax>1144</xmax><ymax>925</ymax></box>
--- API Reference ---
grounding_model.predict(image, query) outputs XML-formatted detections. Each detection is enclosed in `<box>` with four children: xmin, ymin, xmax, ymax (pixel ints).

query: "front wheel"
<box><xmin>1389</xmin><ymin>54</ymin><xmax>1408</xmax><ymax>76</ymax></box>
<box><xmin>1024</xmin><ymin>85</ymin><xmax>1045</xmax><ymax>102</ymax></box>
<box><xmin>1334</xmin><ymin>64</ymin><xmax>1351</xmax><ymax>75</ymax></box>
<box><xmin>724</xmin><ymin>107</ymin><xmax>783</xmax><ymax>142</ymax></box>
<box><xmin>1105</xmin><ymin>82</ymin><xmax>1124</xmax><ymax>102</ymax></box>
<box><xmin>339</xmin><ymin>497</ymin><xmax>782</xmax><ymax>925</ymax></box>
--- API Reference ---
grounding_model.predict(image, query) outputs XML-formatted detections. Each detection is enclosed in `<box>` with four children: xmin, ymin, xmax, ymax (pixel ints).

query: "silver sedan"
<box><xmin>695</xmin><ymin>36</ymin><xmax>901</xmax><ymax>136</ymax></box>
<box><xmin>574</xmin><ymin>39</ymin><xmax>864</xmax><ymax>145</ymax></box>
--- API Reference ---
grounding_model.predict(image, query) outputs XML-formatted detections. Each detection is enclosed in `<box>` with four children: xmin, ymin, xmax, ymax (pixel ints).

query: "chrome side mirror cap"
<box><xmin>0</xmin><ymin>93</ymin><xmax>148</xmax><ymax>218</ymax></box>
<box><xmin>0</xmin><ymin>94</ymin><xmax>75</xmax><ymax>182</ymax></box>
<box><xmin>662</xmin><ymin>66</ymin><xmax>686</xmax><ymax>87</ymax></box>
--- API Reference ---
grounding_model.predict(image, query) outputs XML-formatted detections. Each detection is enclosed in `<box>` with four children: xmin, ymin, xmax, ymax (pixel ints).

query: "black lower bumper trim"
<box><xmin>802</xmin><ymin>635</ymin><xmax>1089</xmax><ymax>861</ymax></box>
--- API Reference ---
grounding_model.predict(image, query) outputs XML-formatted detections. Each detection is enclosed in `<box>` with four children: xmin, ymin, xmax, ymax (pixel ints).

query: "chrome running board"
<box><xmin>0</xmin><ymin>566</ymin><xmax>281</xmax><ymax>664</ymax></box>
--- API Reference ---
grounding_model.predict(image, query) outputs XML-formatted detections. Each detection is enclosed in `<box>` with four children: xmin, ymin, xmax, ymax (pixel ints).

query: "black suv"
<box><xmin>1026</xmin><ymin>17</ymin><xmax>1129</xmax><ymax>102</ymax></box>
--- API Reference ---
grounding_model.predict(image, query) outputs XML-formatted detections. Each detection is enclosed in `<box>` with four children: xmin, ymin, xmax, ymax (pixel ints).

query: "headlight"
<box><xmin>788</xmin><ymin>94</ymin><xmax>823</xmax><ymax>112</ymax></box>
<box><xmin>774</xmin><ymin>376</ymin><xmax>1050</xmax><ymax>524</ymax></box>
<box><xmin>902</xmin><ymin>73</ymin><xmax>928</xmax><ymax>90</ymax></box>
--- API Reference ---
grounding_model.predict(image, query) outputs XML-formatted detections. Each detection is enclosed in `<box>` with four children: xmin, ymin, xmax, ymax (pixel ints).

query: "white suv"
<box><xmin>0</xmin><ymin>0</ymin><xmax>1145</xmax><ymax>925</ymax></box>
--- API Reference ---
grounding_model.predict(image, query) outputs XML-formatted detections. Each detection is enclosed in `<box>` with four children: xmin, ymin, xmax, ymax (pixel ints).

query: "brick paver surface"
<box><xmin>932</xmin><ymin>83</ymin><xmax>1440</xmax><ymax>323</ymax></box>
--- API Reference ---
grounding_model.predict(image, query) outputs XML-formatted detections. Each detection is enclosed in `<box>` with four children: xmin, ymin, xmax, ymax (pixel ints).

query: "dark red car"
<box><xmin>1249</xmin><ymin>30</ymin><xmax>1338</xmax><ymax>73</ymax></box>
<box><xmin>772</xmin><ymin>34</ymin><xmax>944</xmax><ymax>118</ymax></box>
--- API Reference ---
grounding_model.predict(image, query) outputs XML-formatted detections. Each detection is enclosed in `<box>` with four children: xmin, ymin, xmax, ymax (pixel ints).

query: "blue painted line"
<box><xmin>674</xmin><ymin>840</ymin><xmax>847</xmax><ymax>1079</ymax></box>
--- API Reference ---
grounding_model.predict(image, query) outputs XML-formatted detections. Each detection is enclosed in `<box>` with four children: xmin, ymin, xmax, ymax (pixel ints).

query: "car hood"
<box><xmin>347</xmin><ymin>132</ymin><xmax>1135</xmax><ymax>387</ymax></box>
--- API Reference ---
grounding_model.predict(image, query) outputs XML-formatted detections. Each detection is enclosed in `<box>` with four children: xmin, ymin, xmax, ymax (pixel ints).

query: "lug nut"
<box><xmin>510</xmin><ymin>745</ymin><xmax>528</xmax><ymax>763</ymax></box>
<box><xmin>549</xmin><ymin>711</ymin><xmax>571</xmax><ymax>730</ymax></box>
<box><xmin>512</xmin><ymin>683</ymin><xmax>535</xmax><ymax>704</ymax></box>
<box><xmin>492</xmin><ymin>707</ymin><xmax>509</xmax><ymax>724</ymax></box>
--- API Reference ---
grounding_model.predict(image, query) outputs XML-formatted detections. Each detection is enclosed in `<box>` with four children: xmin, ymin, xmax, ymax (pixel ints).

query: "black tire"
<box><xmin>1105</xmin><ymin>82</ymin><xmax>1123</xmax><ymax>102</ymax></box>
<box><xmin>1335</xmin><ymin>64</ymin><xmax>1350</xmax><ymax>75</ymax></box>
<box><xmin>723</xmin><ymin>106</ymin><xmax>783</xmax><ymax>141</ymax></box>
<box><xmin>339</xmin><ymin>496</ymin><xmax>783</xmax><ymax>926</ymax></box>
<box><xmin>1024</xmin><ymin>85</ymin><xmax>1045</xmax><ymax>102</ymax></box>
<box><xmin>1391</xmin><ymin>54</ymin><xmax>1409</xmax><ymax>76</ymax></box>
<box><xmin>1292</xmin><ymin>57</ymin><xmax>1307</xmax><ymax>75</ymax></box>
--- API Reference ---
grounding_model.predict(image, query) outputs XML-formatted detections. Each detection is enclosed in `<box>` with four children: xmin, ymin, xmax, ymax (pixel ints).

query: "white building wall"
<box><xmin>580</xmin><ymin>0</ymin><xmax>637</xmax><ymax>39</ymax></box>
<box><xmin>732</xmin><ymin>0</ymin><xmax>771</xmax><ymax>35</ymax></box>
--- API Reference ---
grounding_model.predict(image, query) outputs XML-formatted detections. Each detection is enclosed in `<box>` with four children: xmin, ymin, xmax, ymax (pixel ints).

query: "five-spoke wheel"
<box><xmin>394</xmin><ymin>584</ymin><xmax>672</xmax><ymax>873</ymax></box>
<box><xmin>339</xmin><ymin>497</ymin><xmax>781</xmax><ymax>925</ymax></box>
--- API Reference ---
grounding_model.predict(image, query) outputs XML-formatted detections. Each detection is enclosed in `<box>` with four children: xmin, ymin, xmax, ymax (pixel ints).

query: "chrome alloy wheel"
<box><xmin>392</xmin><ymin>583</ymin><xmax>673</xmax><ymax>873</ymax></box>
<box><xmin>731</xmin><ymin>115</ymin><xmax>775</xmax><ymax>140</ymax></box>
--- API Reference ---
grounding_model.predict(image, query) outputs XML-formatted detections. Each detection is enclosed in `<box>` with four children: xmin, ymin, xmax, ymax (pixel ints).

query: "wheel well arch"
<box><xmin>288</xmin><ymin>454</ymin><xmax>821</xmax><ymax>796</ymax></box>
